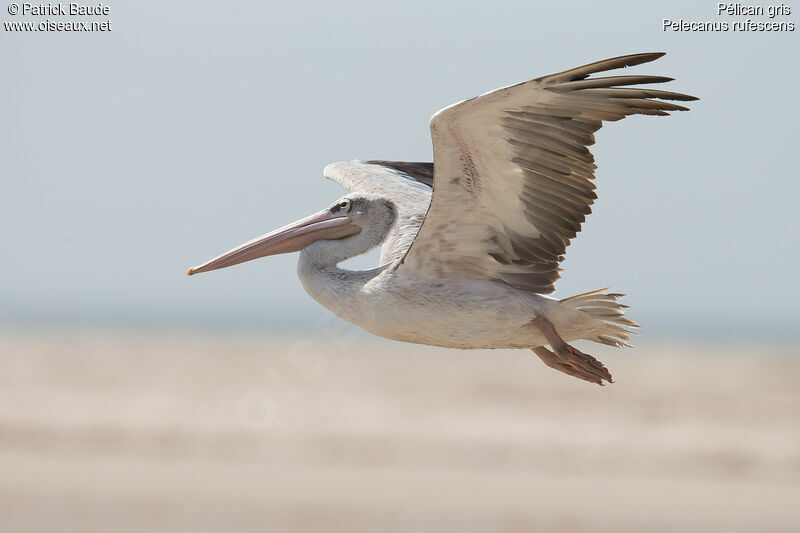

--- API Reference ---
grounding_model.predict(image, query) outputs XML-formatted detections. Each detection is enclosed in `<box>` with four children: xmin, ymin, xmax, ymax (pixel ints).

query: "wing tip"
<box><xmin>611</xmin><ymin>52</ymin><xmax>666</xmax><ymax>68</ymax></box>
<box><xmin>545</xmin><ymin>52</ymin><xmax>669</xmax><ymax>83</ymax></box>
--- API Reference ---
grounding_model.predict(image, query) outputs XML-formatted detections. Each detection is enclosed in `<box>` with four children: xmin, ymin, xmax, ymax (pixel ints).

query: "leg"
<box><xmin>531</xmin><ymin>346</ymin><xmax>605</xmax><ymax>385</ymax></box>
<box><xmin>531</xmin><ymin>315</ymin><xmax>613</xmax><ymax>384</ymax></box>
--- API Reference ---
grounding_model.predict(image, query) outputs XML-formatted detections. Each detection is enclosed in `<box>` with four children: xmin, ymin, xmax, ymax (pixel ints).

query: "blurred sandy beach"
<box><xmin>0</xmin><ymin>330</ymin><xmax>798</xmax><ymax>533</ymax></box>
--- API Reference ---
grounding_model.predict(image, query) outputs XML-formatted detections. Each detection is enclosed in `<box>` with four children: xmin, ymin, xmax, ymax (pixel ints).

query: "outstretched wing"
<box><xmin>323</xmin><ymin>160</ymin><xmax>433</xmax><ymax>264</ymax></box>
<box><xmin>397</xmin><ymin>52</ymin><xmax>697</xmax><ymax>293</ymax></box>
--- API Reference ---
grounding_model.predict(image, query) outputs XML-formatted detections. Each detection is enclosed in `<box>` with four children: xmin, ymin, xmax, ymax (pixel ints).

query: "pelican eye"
<box><xmin>335</xmin><ymin>199</ymin><xmax>352</xmax><ymax>213</ymax></box>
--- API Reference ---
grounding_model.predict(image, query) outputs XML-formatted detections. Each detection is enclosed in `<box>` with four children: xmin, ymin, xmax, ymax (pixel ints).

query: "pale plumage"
<box><xmin>188</xmin><ymin>52</ymin><xmax>696</xmax><ymax>385</ymax></box>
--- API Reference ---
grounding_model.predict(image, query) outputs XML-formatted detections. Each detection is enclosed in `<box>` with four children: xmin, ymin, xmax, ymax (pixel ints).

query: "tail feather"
<box><xmin>559</xmin><ymin>288</ymin><xmax>639</xmax><ymax>348</ymax></box>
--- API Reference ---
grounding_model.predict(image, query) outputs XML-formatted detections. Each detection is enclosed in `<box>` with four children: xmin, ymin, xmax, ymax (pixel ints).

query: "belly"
<box><xmin>347</xmin><ymin>283</ymin><xmax>556</xmax><ymax>350</ymax></box>
<box><xmin>299</xmin><ymin>268</ymin><xmax>560</xmax><ymax>350</ymax></box>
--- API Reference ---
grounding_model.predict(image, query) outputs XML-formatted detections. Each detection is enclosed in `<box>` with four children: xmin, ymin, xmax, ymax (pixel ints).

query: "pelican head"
<box><xmin>187</xmin><ymin>194</ymin><xmax>396</xmax><ymax>275</ymax></box>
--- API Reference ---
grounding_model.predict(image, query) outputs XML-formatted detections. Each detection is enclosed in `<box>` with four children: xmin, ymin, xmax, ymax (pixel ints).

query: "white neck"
<box><xmin>295</xmin><ymin>223</ymin><xmax>392</xmax><ymax>325</ymax></box>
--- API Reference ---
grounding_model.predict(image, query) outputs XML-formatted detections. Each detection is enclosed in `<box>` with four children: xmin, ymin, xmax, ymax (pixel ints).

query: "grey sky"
<box><xmin>1</xmin><ymin>1</ymin><xmax>798</xmax><ymax>336</ymax></box>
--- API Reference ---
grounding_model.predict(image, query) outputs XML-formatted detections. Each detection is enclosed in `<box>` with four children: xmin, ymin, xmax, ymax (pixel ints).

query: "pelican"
<box><xmin>188</xmin><ymin>53</ymin><xmax>696</xmax><ymax>385</ymax></box>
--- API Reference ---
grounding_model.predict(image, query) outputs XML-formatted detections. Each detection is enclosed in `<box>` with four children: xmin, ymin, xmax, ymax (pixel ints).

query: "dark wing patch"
<box><xmin>365</xmin><ymin>161</ymin><xmax>434</xmax><ymax>188</ymax></box>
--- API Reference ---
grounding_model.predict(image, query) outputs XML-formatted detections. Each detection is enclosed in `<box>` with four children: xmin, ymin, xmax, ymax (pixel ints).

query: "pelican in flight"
<box><xmin>188</xmin><ymin>53</ymin><xmax>695</xmax><ymax>385</ymax></box>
